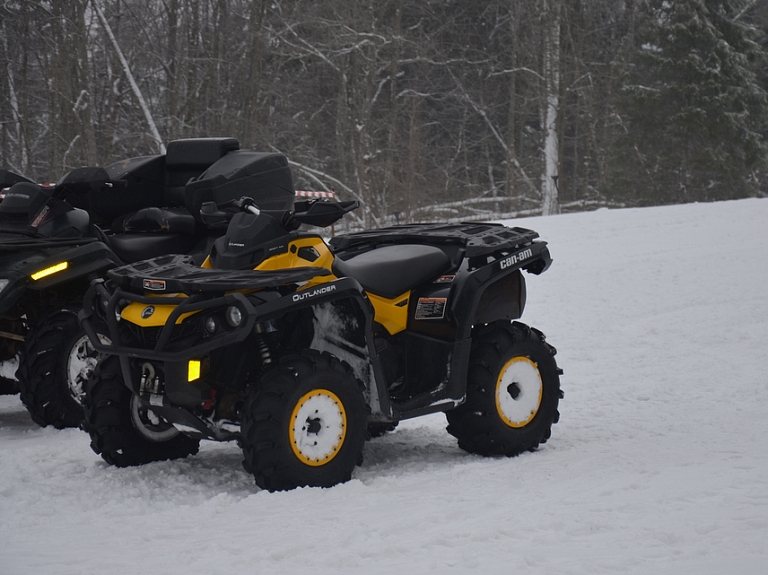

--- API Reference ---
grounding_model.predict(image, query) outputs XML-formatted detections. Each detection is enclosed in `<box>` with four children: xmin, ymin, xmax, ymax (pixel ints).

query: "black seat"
<box><xmin>332</xmin><ymin>244</ymin><xmax>451</xmax><ymax>299</ymax></box>
<box><xmin>107</xmin><ymin>232</ymin><xmax>200</xmax><ymax>264</ymax></box>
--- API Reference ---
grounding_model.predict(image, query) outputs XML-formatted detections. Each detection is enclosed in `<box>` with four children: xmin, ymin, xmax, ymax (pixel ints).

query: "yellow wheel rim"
<box><xmin>495</xmin><ymin>356</ymin><xmax>542</xmax><ymax>428</ymax></box>
<box><xmin>289</xmin><ymin>389</ymin><xmax>347</xmax><ymax>466</ymax></box>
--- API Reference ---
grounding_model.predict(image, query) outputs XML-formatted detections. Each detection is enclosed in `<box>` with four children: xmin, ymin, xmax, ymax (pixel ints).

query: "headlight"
<box><xmin>0</xmin><ymin>279</ymin><xmax>8</xmax><ymax>293</ymax></box>
<box><xmin>225</xmin><ymin>306</ymin><xmax>243</xmax><ymax>327</ymax></box>
<box><xmin>204</xmin><ymin>316</ymin><xmax>217</xmax><ymax>334</ymax></box>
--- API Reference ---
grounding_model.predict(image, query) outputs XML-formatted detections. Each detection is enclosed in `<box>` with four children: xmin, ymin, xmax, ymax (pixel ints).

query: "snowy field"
<box><xmin>2</xmin><ymin>198</ymin><xmax>767</xmax><ymax>575</ymax></box>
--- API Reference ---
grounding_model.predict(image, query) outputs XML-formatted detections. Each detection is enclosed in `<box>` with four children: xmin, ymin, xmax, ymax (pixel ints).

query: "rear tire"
<box><xmin>241</xmin><ymin>350</ymin><xmax>367</xmax><ymax>491</ymax></box>
<box><xmin>0</xmin><ymin>376</ymin><xmax>18</xmax><ymax>395</ymax></box>
<box><xmin>83</xmin><ymin>355</ymin><xmax>200</xmax><ymax>467</ymax></box>
<box><xmin>16</xmin><ymin>305</ymin><xmax>109</xmax><ymax>428</ymax></box>
<box><xmin>367</xmin><ymin>421</ymin><xmax>399</xmax><ymax>438</ymax></box>
<box><xmin>446</xmin><ymin>321</ymin><xmax>562</xmax><ymax>457</ymax></box>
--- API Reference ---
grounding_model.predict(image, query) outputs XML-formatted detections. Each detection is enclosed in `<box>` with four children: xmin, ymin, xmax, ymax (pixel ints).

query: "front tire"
<box><xmin>446</xmin><ymin>321</ymin><xmax>562</xmax><ymax>457</ymax></box>
<box><xmin>241</xmin><ymin>350</ymin><xmax>367</xmax><ymax>491</ymax></box>
<box><xmin>83</xmin><ymin>355</ymin><xmax>200</xmax><ymax>467</ymax></box>
<box><xmin>16</xmin><ymin>305</ymin><xmax>109</xmax><ymax>428</ymax></box>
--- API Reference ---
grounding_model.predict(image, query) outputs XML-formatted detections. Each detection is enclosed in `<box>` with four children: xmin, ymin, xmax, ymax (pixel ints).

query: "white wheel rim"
<box><xmin>130</xmin><ymin>394</ymin><xmax>179</xmax><ymax>442</ymax></box>
<box><xmin>67</xmin><ymin>333</ymin><xmax>111</xmax><ymax>405</ymax></box>
<box><xmin>495</xmin><ymin>356</ymin><xmax>542</xmax><ymax>428</ymax></box>
<box><xmin>289</xmin><ymin>389</ymin><xmax>347</xmax><ymax>466</ymax></box>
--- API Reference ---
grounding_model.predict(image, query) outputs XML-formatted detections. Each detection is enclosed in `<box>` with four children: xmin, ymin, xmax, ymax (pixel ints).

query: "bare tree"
<box><xmin>540</xmin><ymin>0</ymin><xmax>561</xmax><ymax>216</ymax></box>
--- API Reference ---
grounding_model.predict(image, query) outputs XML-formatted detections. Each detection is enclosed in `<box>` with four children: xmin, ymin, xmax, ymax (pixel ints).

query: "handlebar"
<box><xmin>233</xmin><ymin>196</ymin><xmax>261</xmax><ymax>216</ymax></box>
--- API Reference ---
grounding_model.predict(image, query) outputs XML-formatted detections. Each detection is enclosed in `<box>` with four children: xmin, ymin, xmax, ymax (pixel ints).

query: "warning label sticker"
<box><xmin>415</xmin><ymin>297</ymin><xmax>447</xmax><ymax>320</ymax></box>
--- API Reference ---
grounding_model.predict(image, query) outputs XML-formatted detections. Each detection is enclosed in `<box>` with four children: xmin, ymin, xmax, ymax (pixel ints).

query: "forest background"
<box><xmin>2</xmin><ymin>0</ymin><xmax>767</xmax><ymax>227</ymax></box>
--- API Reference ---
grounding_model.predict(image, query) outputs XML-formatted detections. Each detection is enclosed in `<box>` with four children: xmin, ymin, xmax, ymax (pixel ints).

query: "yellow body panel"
<box><xmin>252</xmin><ymin>236</ymin><xmax>410</xmax><ymax>335</ymax></box>
<box><xmin>120</xmin><ymin>295</ymin><xmax>199</xmax><ymax>327</ymax></box>
<box><xmin>366</xmin><ymin>291</ymin><xmax>410</xmax><ymax>335</ymax></box>
<box><xmin>255</xmin><ymin>237</ymin><xmax>335</xmax><ymax>273</ymax></box>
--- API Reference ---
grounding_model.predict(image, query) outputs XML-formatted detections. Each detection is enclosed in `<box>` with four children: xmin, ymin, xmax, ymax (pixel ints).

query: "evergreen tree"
<box><xmin>606</xmin><ymin>0</ymin><xmax>768</xmax><ymax>205</ymax></box>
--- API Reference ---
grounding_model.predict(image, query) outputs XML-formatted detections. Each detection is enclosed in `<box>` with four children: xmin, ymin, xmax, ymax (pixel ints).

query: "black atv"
<box><xmin>0</xmin><ymin>139</ymin><xmax>295</xmax><ymax>427</ymax></box>
<box><xmin>0</xmin><ymin>169</ymin><xmax>36</xmax><ymax>394</ymax></box>
<box><xmin>80</xmin><ymin>192</ymin><xmax>562</xmax><ymax>492</ymax></box>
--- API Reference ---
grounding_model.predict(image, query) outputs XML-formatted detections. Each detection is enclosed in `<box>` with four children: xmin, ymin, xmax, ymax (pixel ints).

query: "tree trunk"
<box><xmin>541</xmin><ymin>0</ymin><xmax>561</xmax><ymax>216</ymax></box>
<box><xmin>92</xmin><ymin>0</ymin><xmax>165</xmax><ymax>153</ymax></box>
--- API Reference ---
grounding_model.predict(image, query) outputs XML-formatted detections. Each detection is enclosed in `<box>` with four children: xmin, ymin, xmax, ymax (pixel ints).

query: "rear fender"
<box><xmin>451</xmin><ymin>241</ymin><xmax>551</xmax><ymax>340</ymax></box>
<box><xmin>473</xmin><ymin>270</ymin><xmax>526</xmax><ymax>325</ymax></box>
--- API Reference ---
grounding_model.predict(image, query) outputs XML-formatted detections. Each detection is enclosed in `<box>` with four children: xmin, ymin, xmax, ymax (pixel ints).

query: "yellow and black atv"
<box><xmin>80</xmin><ymin>195</ymin><xmax>562</xmax><ymax>491</ymax></box>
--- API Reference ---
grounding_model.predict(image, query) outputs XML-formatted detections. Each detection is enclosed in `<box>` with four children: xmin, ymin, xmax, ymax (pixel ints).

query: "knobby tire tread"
<box><xmin>83</xmin><ymin>356</ymin><xmax>200</xmax><ymax>467</ymax></box>
<box><xmin>446</xmin><ymin>321</ymin><xmax>562</xmax><ymax>457</ymax></box>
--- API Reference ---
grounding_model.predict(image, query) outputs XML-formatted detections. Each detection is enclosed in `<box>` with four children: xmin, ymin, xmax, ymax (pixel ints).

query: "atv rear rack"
<box><xmin>329</xmin><ymin>222</ymin><xmax>540</xmax><ymax>258</ymax></box>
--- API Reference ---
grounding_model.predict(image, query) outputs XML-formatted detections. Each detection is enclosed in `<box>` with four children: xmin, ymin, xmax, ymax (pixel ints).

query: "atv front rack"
<box><xmin>81</xmin><ymin>255</ymin><xmax>345</xmax><ymax>362</ymax></box>
<box><xmin>80</xmin><ymin>254</ymin><xmax>337</xmax><ymax>365</ymax></box>
<box><xmin>106</xmin><ymin>253</ymin><xmax>331</xmax><ymax>294</ymax></box>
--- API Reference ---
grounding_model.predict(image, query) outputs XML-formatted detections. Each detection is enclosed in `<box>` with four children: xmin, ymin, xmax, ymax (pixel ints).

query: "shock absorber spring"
<box><xmin>253</xmin><ymin>321</ymin><xmax>274</xmax><ymax>365</ymax></box>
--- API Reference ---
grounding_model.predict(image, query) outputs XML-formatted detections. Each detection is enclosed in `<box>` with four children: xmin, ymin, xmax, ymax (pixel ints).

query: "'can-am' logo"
<box><xmin>500</xmin><ymin>248</ymin><xmax>533</xmax><ymax>270</ymax></box>
<box><xmin>141</xmin><ymin>305</ymin><xmax>155</xmax><ymax>319</ymax></box>
<box><xmin>292</xmin><ymin>284</ymin><xmax>337</xmax><ymax>302</ymax></box>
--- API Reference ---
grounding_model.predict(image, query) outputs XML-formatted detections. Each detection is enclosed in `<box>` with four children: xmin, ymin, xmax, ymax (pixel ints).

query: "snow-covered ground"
<box><xmin>2</xmin><ymin>198</ymin><xmax>767</xmax><ymax>575</ymax></box>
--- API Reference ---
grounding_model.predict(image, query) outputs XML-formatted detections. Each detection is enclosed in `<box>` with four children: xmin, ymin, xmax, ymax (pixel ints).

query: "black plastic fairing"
<box><xmin>208</xmin><ymin>211</ymin><xmax>295</xmax><ymax>270</ymax></box>
<box><xmin>473</xmin><ymin>270</ymin><xmax>526</xmax><ymax>324</ymax></box>
<box><xmin>0</xmin><ymin>182</ymin><xmax>48</xmax><ymax>216</ymax></box>
<box><xmin>291</xmin><ymin>200</ymin><xmax>359</xmax><ymax>228</ymax></box>
<box><xmin>0</xmin><ymin>169</ymin><xmax>33</xmax><ymax>189</ymax></box>
<box><xmin>165</xmin><ymin>138</ymin><xmax>240</xmax><ymax>168</ymax></box>
<box><xmin>449</xmin><ymin>241</ymin><xmax>550</xmax><ymax>340</ymax></box>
